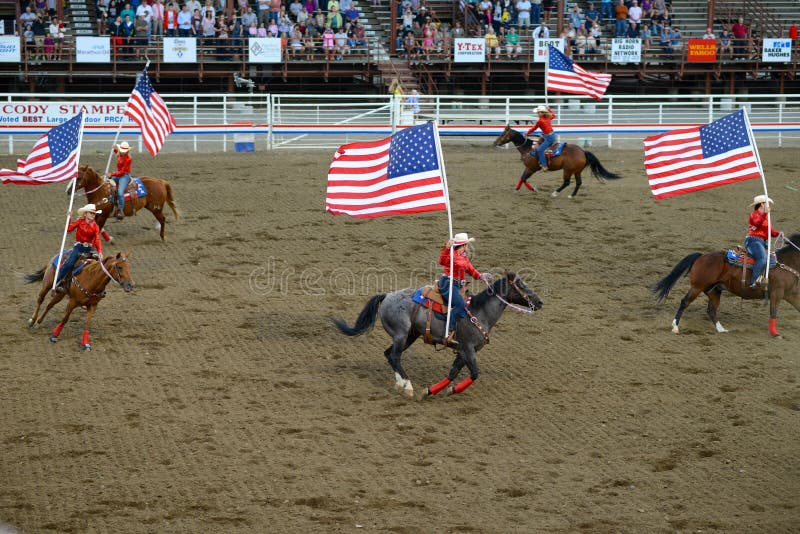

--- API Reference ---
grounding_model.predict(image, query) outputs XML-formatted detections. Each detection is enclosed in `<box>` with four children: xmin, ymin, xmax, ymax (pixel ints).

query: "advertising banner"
<box><xmin>453</xmin><ymin>38</ymin><xmax>485</xmax><ymax>63</ymax></box>
<box><xmin>76</xmin><ymin>37</ymin><xmax>111</xmax><ymax>63</ymax></box>
<box><xmin>534</xmin><ymin>38</ymin><xmax>563</xmax><ymax>62</ymax></box>
<box><xmin>0</xmin><ymin>35</ymin><xmax>21</xmax><ymax>63</ymax></box>
<box><xmin>0</xmin><ymin>101</ymin><xmax>133</xmax><ymax>126</ymax></box>
<box><xmin>610</xmin><ymin>38</ymin><xmax>641</xmax><ymax>63</ymax></box>
<box><xmin>163</xmin><ymin>37</ymin><xmax>197</xmax><ymax>63</ymax></box>
<box><xmin>762</xmin><ymin>38</ymin><xmax>791</xmax><ymax>62</ymax></box>
<box><xmin>687</xmin><ymin>38</ymin><xmax>717</xmax><ymax>62</ymax></box>
<box><xmin>248</xmin><ymin>37</ymin><xmax>282</xmax><ymax>63</ymax></box>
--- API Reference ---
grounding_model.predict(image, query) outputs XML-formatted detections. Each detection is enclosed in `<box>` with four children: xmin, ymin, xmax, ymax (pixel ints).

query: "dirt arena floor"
<box><xmin>0</xmin><ymin>143</ymin><xmax>798</xmax><ymax>533</ymax></box>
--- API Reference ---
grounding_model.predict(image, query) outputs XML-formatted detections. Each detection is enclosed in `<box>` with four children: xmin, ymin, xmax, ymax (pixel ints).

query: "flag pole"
<box><xmin>544</xmin><ymin>43</ymin><xmax>550</xmax><ymax>106</ymax></box>
<box><xmin>53</xmin><ymin>113</ymin><xmax>87</xmax><ymax>290</ymax></box>
<box><xmin>432</xmin><ymin>121</ymin><xmax>456</xmax><ymax>340</ymax></box>
<box><xmin>742</xmin><ymin>107</ymin><xmax>772</xmax><ymax>281</ymax></box>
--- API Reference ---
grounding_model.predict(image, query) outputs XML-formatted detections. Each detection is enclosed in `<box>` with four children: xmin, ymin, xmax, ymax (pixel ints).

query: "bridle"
<box><xmin>98</xmin><ymin>256</ymin><xmax>131</xmax><ymax>287</ymax></box>
<box><xmin>484</xmin><ymin>275</ymin><xmax>537</xmax><ymax>314</ymax></box>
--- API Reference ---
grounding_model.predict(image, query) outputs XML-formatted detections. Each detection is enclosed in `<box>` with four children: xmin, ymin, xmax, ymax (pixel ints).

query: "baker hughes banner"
<box><xmin>76</xmin><ymin>37</ymin><xmax>111</xmax><ymax>63</ymax></box>
<box><xmin>687</xmin><ymin>38</ymin><xmax>716</xmax><ymax>62</ymax></box>
<box><xmin>454</xmin><ymin>38</ymin><xmax>485</xmax><ymax>63</ymax></box>
<box><xmin>249</xmin><ymin>37</ymin><xmax>282</xmax><ymax>63</ymax></box>
<box><xmin>0</xmin><ymin>36</ymin><xmax>21</xmax><ymax>63</ymax></box>
<box><xmin>163</xmin><ymin>37</ymin><xmax>197</xmax><ymax>63</ymax></box>
<box><xmin>762</xmin><ymin>38</ymin><xmax>791</xmax><ymax>62</ymax></box>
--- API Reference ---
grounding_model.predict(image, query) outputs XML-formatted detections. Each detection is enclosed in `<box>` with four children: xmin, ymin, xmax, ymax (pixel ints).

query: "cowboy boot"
<box><xmin>115</xmin><ymin>204</ymin><xmax>124</xmax><ymax>220</ymax></box>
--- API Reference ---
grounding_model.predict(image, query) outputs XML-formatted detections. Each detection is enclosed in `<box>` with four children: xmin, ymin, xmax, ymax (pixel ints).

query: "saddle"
<box><xmin>725</xmin><ymin>247</ymin><xmax>777</xmax><ymax>268</ymax></box>
<box><xmin>411</xmin><ymin>282</ymin><xmax>470</xmax><ymax>347</ymax></box>
<box><xmin>529</xmin><ymin>142</ymin><xmax>567</xmax><ymax>163</ymax></box>
<box><xmin>52</xmin><ymin>250</ymin><xmax>98</xmax><ymax>291</ymax></box>
<box><xmin>108</xmin><ymin>177</ymin><xmax>147</xmax><ymax>206</ymax></box>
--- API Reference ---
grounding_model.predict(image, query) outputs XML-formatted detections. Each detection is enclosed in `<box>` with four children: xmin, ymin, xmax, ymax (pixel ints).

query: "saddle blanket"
<box><xmin>725</xmin><ymin>249</ymin><xmax>777</xmax><ymax>268</ymax></box>
<box><xmin>123</xmin><ymin>177</ymin><xmax>147</xmax><ymax>201</ymax></box>
<box><xmin>51</xmin><ymin>250</ymin><xmax>90</xmax><ymax>275</ymax></box>
<box><xmin>411</xmin><ymin>287</ymin><xmax>448</xmax><ymax>319</ymax></box>
<box><xmin>531</xmin><ymin>142</ymin><xmax>566</xmax><ymax>158</ymax></box>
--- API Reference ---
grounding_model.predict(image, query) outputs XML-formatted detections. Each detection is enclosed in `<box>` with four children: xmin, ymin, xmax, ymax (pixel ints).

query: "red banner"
<box><xmin>687</xmin><ymin>39</ymin><xmax>717</xmax><ymax>62</ymax></box>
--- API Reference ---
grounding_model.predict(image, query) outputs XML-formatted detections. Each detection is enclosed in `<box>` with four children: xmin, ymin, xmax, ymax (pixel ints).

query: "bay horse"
<box><xmin>75</xmin><ymin>165</ymin><xmax>179</xmax><ymax>241</ymax></box>
<box><xmin>651</xmin><ymin>233</ymin><xmax>800</xmax><ymax>337</ymax></box>
<box><xmin>493</xmin><ymin>125</ymin><xmax>621</xmax><ymax>198</ymax></box>
<box><xmin>332</xmin><ymin>272</ymin><xmax>543</xmax><ymax>398</ymax></box>
<box><xmin>26</xmin><ymin>251</ymin><xmax>135</xmax><ymax>351</ymax></box>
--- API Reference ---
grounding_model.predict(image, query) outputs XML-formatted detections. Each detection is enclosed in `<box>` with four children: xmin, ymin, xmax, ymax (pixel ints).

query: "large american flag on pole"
<box><xmin>0</xmin><ymin>113</ymin><xmax>83</xmax><ymax>185</ymax></box>
<box><xmin>125</xmin><ymin>68</ymin><xmax>176</xmax><ymax>157</ymax></box>
<box><xmin>644</xmin><ymin>109</ymin><xmax>761</xmax><ymax>200</ymax></box>
<box><xmin>547</xmin><ymin>45</ymin><xmax>611</xmax><ymax>101</ymax></box>
<box><xmin>325</xmin><ymin>122</ymin><xmax>448</xmax><ymax>218</ymax></box>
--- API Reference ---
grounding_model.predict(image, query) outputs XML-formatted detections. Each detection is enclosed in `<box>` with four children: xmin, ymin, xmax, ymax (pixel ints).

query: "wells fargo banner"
<box><xmin>687</xmin><ymin>38</ymin><xmax>717</xmax><ymax>62</ymax></box>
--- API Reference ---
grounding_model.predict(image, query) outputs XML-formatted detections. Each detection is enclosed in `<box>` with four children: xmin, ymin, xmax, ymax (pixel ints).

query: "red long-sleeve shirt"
<box><xmin>68</xmin><ymin>218</ymin><xmax>103</xmax><ymax>255</ymax></box>
<box><xmin>109</xmin><ymin>153</ymin><xmax>132</xmax><ymax>178</ymax></box>
<box><xmin>439</xmin><ymin>247</ymin><xmax>481</xmax><ymax>281</ymax></box>
<box><xmin>526</xmin><ymin>109</ymin><xmax>556</xmax><ymax>135</ymax></box>
<box><xmin>747</xmin><ymin>210</ymin><xmax>779</xmax><ymax>240</ymax></box>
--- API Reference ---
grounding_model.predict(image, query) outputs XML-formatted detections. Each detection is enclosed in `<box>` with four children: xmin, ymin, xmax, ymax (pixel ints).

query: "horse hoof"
<box><xmin>568</xmin><ymin>195</ymin><xmax>574</xmax><ymax>199</ymax></box>
<box><xmin>445</xmin><ymin>385</ymin><xmax>456</xmax><ymax>396</ymax></box>
<box><xmin>82</xmin><ymin>344</ymin><xmax>92</xmax><ymax>352</ymax></box>
<box><xmin>550</xmin><ymin>191</ymin><xmax>558</xmax><ymax>198</ymax></box>
<box><xmin>49</xmin><ymin>336</ymin><xmax>58</xmax><ymax>343</ymax></box>
<box><xmin>27</xmin><ymin>318</ymin><xmax>34</xmax><ymax>327</ymax></box>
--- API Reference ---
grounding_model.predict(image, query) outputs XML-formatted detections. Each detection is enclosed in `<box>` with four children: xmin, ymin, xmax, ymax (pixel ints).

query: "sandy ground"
<box><xmin>0</xmin><ymin>144</ymin><xmax>798</xmax><ymax>533</ymax></box>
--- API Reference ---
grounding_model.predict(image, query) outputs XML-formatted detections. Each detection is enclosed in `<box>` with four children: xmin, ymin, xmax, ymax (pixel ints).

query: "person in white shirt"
<box><xmin>515</xmin><ymin>0</ymin><xmax>531</xmax><ymax>28</ymax></box>
<box><xmin>702</xmin><ymin>26</ymin><xmax>715</xmax><ymax>39</ymax></box>
<box><xmin>627</xmin><ymin>0</ymin><xmax>642</xmax><ymax>24</ymax></box>
<box><xmin>532</xmin><ymin>21</ymin><xmax>549</xmax><ymax>39</ymax></box>
<box><xmin>177</xmin><ymin>4</ymin><xmax>192</xmax><ymax>36</ymax></box>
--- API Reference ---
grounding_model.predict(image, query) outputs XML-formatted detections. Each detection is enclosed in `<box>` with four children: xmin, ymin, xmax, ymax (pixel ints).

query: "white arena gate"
<box><xmin>1</xmin><ymin>93</ymin><xmax>800</xmax><ymax>155</ymax></box>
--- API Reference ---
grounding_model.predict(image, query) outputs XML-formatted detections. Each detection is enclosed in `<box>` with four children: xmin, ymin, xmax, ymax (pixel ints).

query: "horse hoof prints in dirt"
<box><xmin>494</xmin><ymin>125</ymin><xmax>621</xmax><ymax>198</ymax></box>
<box><xmin>332</xmin><ymin>272</ymin><xmax>543</xmax><ymax>398</ymax></box>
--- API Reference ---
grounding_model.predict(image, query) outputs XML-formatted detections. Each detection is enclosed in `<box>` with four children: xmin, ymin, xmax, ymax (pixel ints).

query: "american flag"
<box><xmin>125</xmin><ymin>68</ymin><xmax>176</xmax><ymax>157</ymax></box>
<box><xmin>644</xmin><ymin>109</ymin><xmax>761</xmax><ymax>200</ymax></box>
<box><xmin>547</xmin><ymin>45</ymin><xmax>612</xmax><ymax>101</ymax></box>
<box><xmin>0</xmin><ymin>113</ymin><xmax>83</xmax><ymax>185</ymax></box>
<box><xmin>326</xmin><ymin>122</ymin><xmax>448</xmax><ymax>218</ymax></box>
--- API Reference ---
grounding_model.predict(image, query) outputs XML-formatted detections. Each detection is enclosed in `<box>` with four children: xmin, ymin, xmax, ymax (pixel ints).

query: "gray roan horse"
<box><xmin>332</xmin><ymin>272</ymin><xmax>543</xmax><ymax>398</ymax></box>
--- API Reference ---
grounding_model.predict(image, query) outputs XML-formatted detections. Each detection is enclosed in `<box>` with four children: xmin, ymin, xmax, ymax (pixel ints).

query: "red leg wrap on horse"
<box><xmin>52</xmin><ymin>323</ymin><xmax>64</xmax><ymax>337</ymax></box>
<box><xmin>769</xmin><ymin>318</ymin><xmax>778</xmax><ymax>337</ymax></box>
<box><xmin>453</xmin><ymin>377</ymin><xmax>474</xmax><ymax>394</ymax></box>
<box><xmin>82</xmin><ymin>330</ymin><xmax>90</xmax><ymax>345</ymax></box>
<box><xmin>515</xmin><ymin>179</ymin><xmax>524</xmax><ymax>191</ymax></box>
<box><xmin>524</xmin><ymin>180</ymin><xmax>534</xmax><ymax>190</ymax></box>
<box><xmin>428</xmin><ymin>378</ymin><xmax>451</xmax><ymax>395</ymax></box>
<box><xmin>101</xmin><ymin>230</ymin><xmax>112</xmax><ymax>242</ymax></box>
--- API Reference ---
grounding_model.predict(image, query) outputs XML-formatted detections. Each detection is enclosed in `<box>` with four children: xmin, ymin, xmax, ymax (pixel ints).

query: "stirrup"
<box><xmin>443</xmin><ymin>330</ymin><xmax>459</xmax><ymax>348</ymax></box>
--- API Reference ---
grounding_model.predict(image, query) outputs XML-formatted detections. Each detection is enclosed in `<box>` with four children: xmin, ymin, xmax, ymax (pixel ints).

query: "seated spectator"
<box><xmin>532</xmin><ymin>21</ymin><xmax>548</xmax><ymax>39</ymax></box>
<box><xmin>702</xmin><ymin>27</ymin><xmax>715</xmax><ymax>40</ymax></box>
<box><xmin>268</xmin><ymin>19</ymin><xmax>279</xmax><ymax>36</ymax></box>
<box><xmin>421</xmin><ymin>20</ymin><xmax>435</xmax><ymax>61</ymax></box>
<box><xmin>334</xmin><ymin>26</ymin><xmax>349</xmax><ymax>59</ymax></box>
<box><xmin>296</xmin><ymin>6</ymin><xmax>309</xmax><ymax>25</ymax></box>
<box><xmin>289</xmin><ymin>0</ymin><xmax>303</xmax><ymax>20</ymax></box>
<box><xmin>485</xmin><ymin>25</ymin><xmax>500</xmax><ymax>59</ymax></box>
<box><xmin>328</xmin><ymin>6</ymin><xmax>343</xmax><ymax>30</ymax></box>
<box><xmin>639</xmin><ymin>0</ymin><xmax>652</xmax><ymax>18</ymax></box>
<box><xmin>257</xmin><ymin>22</ymin><xmax>268</xmax><ymax>36</ymax></box>
<box><xmin>718</xmin><ymin>29</ymin><xmax>732</xmax><ymax>57</ymax></box>
<box><xmin>574</xmin><ymin>27</ymin><xmax>588</xmax><ymax>58</ymax></box>
<box><xmin>671</xmin><ymin>26</ymin><xmax>682</xmax><ymax>53</ymax></box>
<box><xmin>351</xmin><ymin>20</ymin><xmax>366</xmax><ymax>47</ymax></box>
<box><xmin>626</xmin><ymin>20</ymin><xmax>639</xmax><ymax>38</ymax></box>
<box><xmin>321</xmin><ymin>25</ymin><xmax>335</xmax><ymax>60</ymax></box>
<box><xmin>505</xmin><ymin>25</ymin><xmax>521</xmax><ymax>58</ymax></box>
<box><xmin>344</xmin><ymin>1</ymin><xmax>359</xmax><ymax>23</ymax></box>
<box><xmin>403</xmin><ymin>30</ymin><xmax>417</xmax><ymax>63</ymax></box>
<box><xmin>659</xmin><ymin>23</ymin><xmax>674</xmax><ymax>56</ymax></box>
<box><xmin>278</xmin><ymin>12</ymin><xmax>292</xmax><ymax>34</ymax></box>
<box><xmin>640</xmin><ymin>22</ymin><xmax>651</xmax><ymax>47</ymax></box>
<box><xmin>569</xmin><ymin>5</ymin><xmax>583</xmax><ymax>33</ymax></box>
<box><xmin>48</xmin><ymin>16</ymin><xmax>64</xmax><ymax>60</ymax></box>
<box><xmin>402</xmin><ymin>7</ymin><xmax>414</xmax><ymax>28</ymax></box>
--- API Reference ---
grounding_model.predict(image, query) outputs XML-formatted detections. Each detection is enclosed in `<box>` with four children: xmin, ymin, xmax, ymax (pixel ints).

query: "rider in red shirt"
<box><xmin>437</xmin><ymin>232</ymin><xmax>490</xmax><ymax>347</ymax></box>
<box><xmin>745</xmin><ymin>194</ymin><xmax>782</xmax><ymax>289</ymax></box>
<box><xmin>526</xmin><ymin>105</ymin><xmax>557</xmax><ymax>171</ymax></box>
<box><xmin>107</xmin><ymin>141</ymin><xmax>132</xmax><ymax>220</ymax></box>
<box><xmin>54</xmin><ymin>203</ymin><xmax>104</xmax><ymax>293</ymax></box>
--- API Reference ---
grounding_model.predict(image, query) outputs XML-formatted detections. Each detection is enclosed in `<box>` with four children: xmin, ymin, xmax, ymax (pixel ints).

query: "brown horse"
<box><xmin>75</xmin><ymin>165</ymin><xmax>179</xmax><ymax>241</ymax></box>
<box><xmin>494</xmin><ymin>125</ymin><xmax>621</xmax><ymax>197</ymax></box>
<box><xmin>651</xmin><ymin>234</ymin><xmax>800</xmax><ymax>337</ymax></box>
<box><xmin>25</xmin><ymin>251</ymin><xmax>135</xmax><ymax>351</ymax></box>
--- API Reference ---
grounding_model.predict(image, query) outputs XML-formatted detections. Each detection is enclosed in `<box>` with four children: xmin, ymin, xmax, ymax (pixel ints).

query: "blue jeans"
<box><xmin>745</xmin><ymin>236</ymin><xmax>767</xmax><ymax>286</ymax></box>
<box><xmin>438</xmin><ymin>275</ymin><xmax>466</xmax><ymax>332</ymax></box>
<box><xmin>56</xmin><ymin>243</ymin><xmax>92</xmax><ymax>285</ymax></box>
<box><xmin>615</xmin><ymin>18</ymin><xmax>628</xmax><ymax>37</ymax></box>
<box><xmin>114</xmin><ymin>173</ymin><xmax>131</xmax><ymax>209</ymax></box>
<box><xmin>530</xmin><ymin>4</ymin><xmax>541</xmax><ymax>25</ymax></box>
<box><xmin>600</xmin><ymin>2</ymin><xmax>612</xmax><ymax>20</ymax></box>
<box><xmin>535</xmin><ymin>133</ymin><xmax>557</xmax><ymax>168</ymax></box>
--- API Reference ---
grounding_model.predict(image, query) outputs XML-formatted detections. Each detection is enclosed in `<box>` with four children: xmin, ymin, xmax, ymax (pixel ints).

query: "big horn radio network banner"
<box><xmin>687</xmin><ymin>38</ymin><xmax>717</xmax><ymax>62</ymax></box>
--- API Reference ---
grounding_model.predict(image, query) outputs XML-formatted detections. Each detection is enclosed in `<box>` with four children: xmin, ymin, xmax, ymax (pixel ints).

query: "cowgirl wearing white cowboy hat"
<box><xmin>107</xmin><ymin>141</ymin><xmax>133</xmax><ymax>220</ymax></box>
<box><xmin>437</xmin><ymin>232</ymin><xmax>491</xmax><ymax>347</ymax></box>
<box><xmin>525</xmin><ymin>105</ymin><xmax>557</xmax><ymax>171</ymax></box>
<box><xmin>745</xmin><ymin>194</ymin><xmax>782</xmax><ymax>289</ymax></box>
<box><xmin>54</xmin><ymin>203</ymin><xmax>104</xmax><ymax>293</ymax></box>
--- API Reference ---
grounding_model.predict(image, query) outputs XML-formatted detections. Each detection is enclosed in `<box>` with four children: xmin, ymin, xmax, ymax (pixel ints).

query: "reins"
<box><xmin>482</xmin><ymin>277</ymin><xmax>537</xmax><ymax>314</ymax></box>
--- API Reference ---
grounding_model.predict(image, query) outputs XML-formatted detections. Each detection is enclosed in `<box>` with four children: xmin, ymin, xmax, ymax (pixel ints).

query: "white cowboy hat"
<box><xmin>77</xmin><ymin>203</ymin><xmax>102</xmax><ymax>215</ymax></box>
<box><xmin>452</xmin><ymin>232</ymin><xmax>475</xmax><ymax>246</ymax></box>
<box><xmin>534</xmin><ymin>105</ymin><xmax>549</xmax><ymax>114</ymax></box>
<box><xmin>116</xmin><ymin>141</ymin><xmax>130</xmax><ymax>153</ymax></box>
<box><xmin>750</xmin><ymin>194</ymin><xmax>774</xmax><ymax>206</ymax></box>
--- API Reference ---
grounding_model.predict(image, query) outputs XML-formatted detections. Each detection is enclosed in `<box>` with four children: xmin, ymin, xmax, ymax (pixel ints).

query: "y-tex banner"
<box><xmin>454</xmin><ymin>38</ymin><xmax>485</xmax><ymax>63</ymax></box>
<box><xmin>0</xmin><ymin>102</ymin><xmax>134</xmax><ymax>126</ymax></box>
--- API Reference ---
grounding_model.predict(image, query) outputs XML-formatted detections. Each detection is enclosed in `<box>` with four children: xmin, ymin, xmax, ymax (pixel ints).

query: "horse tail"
<box><xmin>584</xmin><ymin>151</ymin><xmax>621</xmax><ymax>180</ymax></box>
<box><xmin>331</xmin><ymin>294</ymin><xmax>387</xmax><ymax>336</ymax></box>
<box><xmin>164</xmin><ymin>182</ymin><xmax>179</xmax><ymax>221</ymax></box>
<box><xmin>24</xmin><ymin>267</ymin><xmax>46</xmax><ymax>283</ymax></box>
<box><xmin>651</xmin><ymin>253</ymin><xmax>702</xmax><ymax>303</ymax></box>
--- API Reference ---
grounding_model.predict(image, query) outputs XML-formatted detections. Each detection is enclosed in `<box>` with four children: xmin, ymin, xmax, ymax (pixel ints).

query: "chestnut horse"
<box><xmin>75</xmin><ymin>165</ymin><xmax>179</xmax><ymax>240</ymax></box>
<box><xmin>26</xmin><ymin>251</ymin><xmax>135</xmax><ymax>351</ymax></box>
<box><xmin>494</xmin><ymin>125</ymin><xmax>621</xmax><ymax>197</ymax></box>
<box><xmin>651</xmin><ymin>233</ymin><xmax>800</xmax><ymax>337</ymax></box>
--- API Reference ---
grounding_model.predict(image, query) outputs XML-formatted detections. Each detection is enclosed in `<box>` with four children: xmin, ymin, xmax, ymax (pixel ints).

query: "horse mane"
<box><xmin>508</xmin><ymin>128</ymin><xmax>534</xmax><ymax>151</ymax></box>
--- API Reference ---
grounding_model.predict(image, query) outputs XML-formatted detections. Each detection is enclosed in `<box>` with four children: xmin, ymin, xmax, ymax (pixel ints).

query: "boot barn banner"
<box><xmin>687</xmin><ymin>38</ymin><xmax>717</xmax><ymax>62</ymax></box>
<box><xmin>534</xmin><ymin>38</ymin><xmax>564</xmax><ymax>62</ymax></box>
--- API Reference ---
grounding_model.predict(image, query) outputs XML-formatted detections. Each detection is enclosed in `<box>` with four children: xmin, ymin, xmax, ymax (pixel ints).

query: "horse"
<box><xmin>75</xmin><ymin>165</ymin><xmax>179</xmax><ymax>241</ymax></box>
<box><xmin>332</xmin><ymin>272</ymin><xmax>543</xmax><ymax>398</ymax></box>
<box><xmin>25</xmin><ymin>251</ymin><xmax>135</xmax><ymax>351</ymax></box>
<box><xmin>493</xmin><ymin>125</ymin><xmax>621</xmax><ymax>198</ymax></box>
<box><xmin>651</xmin><ymin>234</ymin><xmax>800</xmax><ymax>337</ymax></box>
